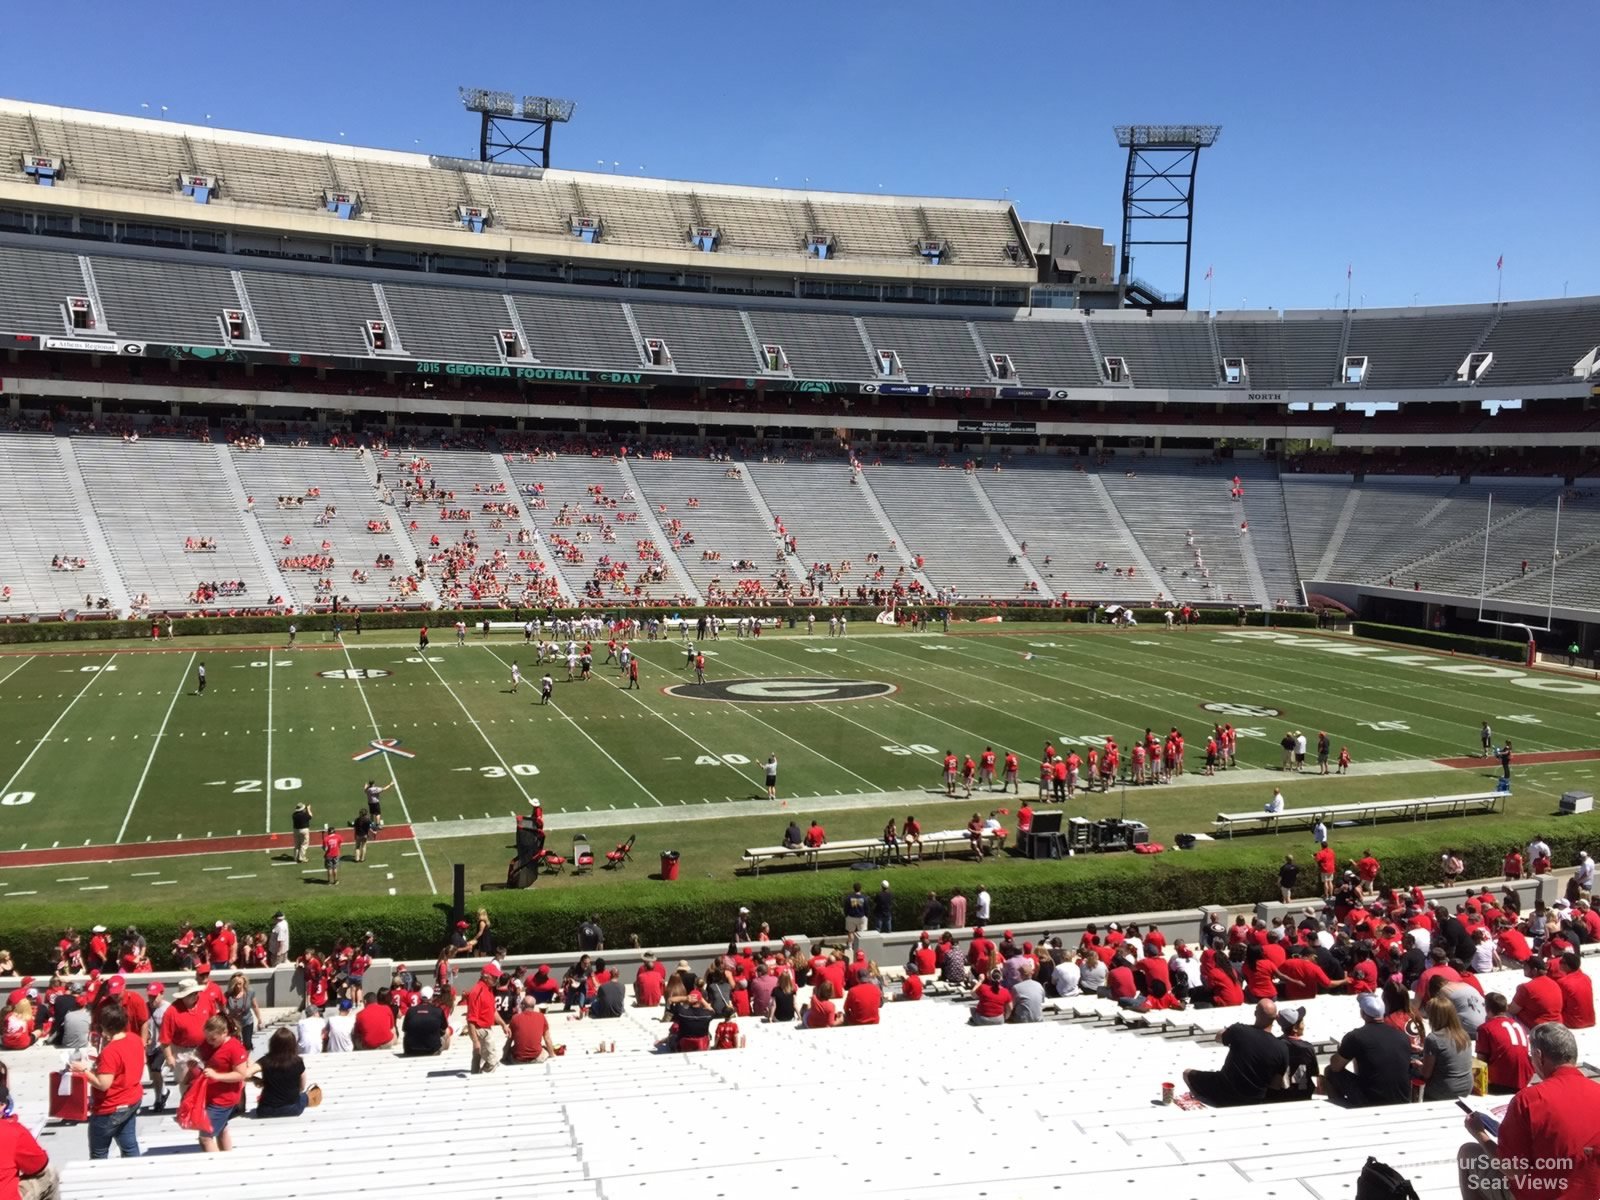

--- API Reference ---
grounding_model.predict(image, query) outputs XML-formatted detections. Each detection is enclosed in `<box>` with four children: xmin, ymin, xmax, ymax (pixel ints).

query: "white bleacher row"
<box><xmin>12</xmin><ymin>432</ymin><xmax>1600</xmax><ymax>616</ymax></box>
<box><xmin>230</xmin><ymin>446</ymin><xmax>417</xmax><ymax>609</ymax></box>
<box><xmin>744</xmin><ymin>461</ymin><xmax>921</xmax><ymax>601</ymax></box>
<box><xmin>49</xmin><ymin>953</ymin><xmax>1589</xmax><ymax>1200</ymax></box>
<box><xmin>0</xmin><ymin>101</ymin><xmax>1024</xmax><ymax>270</ymax></box>
<box><xmin>0</xmin><ymin>434</ymin><xmax>113</xmax><ymax>614</ymax></box>
<box><xmin>3</xmin><ymin>238</ymin><xmax>1599</xmax><ymax>389</ymax></box>
<box><xmin>71</xmin><ymin>439</ymin><xmax>269</xmax><ymax>610</ymax></box>
<box><xmin>391</xmin><ymin>448</ymin><xmax>563</xmax><ymax>608</ymax></box>
<box><xmin>627</xmin><ymin>458</ymin><xmax>794</xmax><ymax>600</ymax></box>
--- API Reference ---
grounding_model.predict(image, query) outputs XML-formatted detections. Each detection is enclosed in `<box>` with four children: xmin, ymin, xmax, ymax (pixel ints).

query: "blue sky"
<box><xmin>12</xmin><ymin>0</ymin><xmax>1597</xmax><ymax>311</ymax></box>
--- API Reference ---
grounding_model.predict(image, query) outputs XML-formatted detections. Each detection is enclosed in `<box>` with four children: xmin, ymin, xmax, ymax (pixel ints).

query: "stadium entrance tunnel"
<box><xmin>661</xmin><ymin>678</ymin><xmax>897</xmax><ymax>703</ymax></box>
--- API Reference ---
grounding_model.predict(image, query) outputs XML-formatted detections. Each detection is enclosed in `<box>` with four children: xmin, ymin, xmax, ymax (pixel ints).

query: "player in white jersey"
<box><xmin>828</xmin><ymin>615</ymin><xmax>839</xmax><ymax>637</ymax></box>
<box><xmin>456</xmin><ymin>621</ymin><xmax>467</xmax><ymax>646</ymax></box>
<box><xmin>510</xmin><ymin>662</ymin><xmax>522</xmax><ymax>693</ymax></box>
<box><xmin>523</xmin><ymin>621</ymin><xmax>533</xmax><ymax>644</ymax></box>
<box><xmin>806</xmin><ymin>612</ymin><xmax>815</xmax><ymax>635</ymax></box>
<box><xmin>566</xmin><ymin>649</ymin><xmax>578</xmax><ymax>681</ymax></box>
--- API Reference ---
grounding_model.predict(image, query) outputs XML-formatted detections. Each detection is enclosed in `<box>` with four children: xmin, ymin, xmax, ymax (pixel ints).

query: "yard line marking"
<box><xmin>201</xmin><ymin>866</ymin><xmax>230</xmax><ymax>872</ymax></box>
<box><xmin>480</xmin><ymin>647</ymin><xmax>663</xmax><ymax>806</ymax></box>
<box><xmin>0</xmin><ymin>656</ymin><xmax>35</xmax><ymax>691</ymax></box>
<box><xmin>6</xmin><ymin>891</ymin><xmax>38</xmax><ymax>897</ymax></box>
<box><xmin>226</xmin><ymin>874</ymin><xmax>257</xmax><ymax>880</ymax></box>
<box><xmin>79</xmin><ymin>885</ymin><xmax>108</xmax><ymax>891</ymax></box>
<box><xmin>115</xmin><ymin>651</ymin><xmax>194</xmax><ymax>845</ymax></box>
<box><xmin>0</xmin><ymin>652</ymin><xmax>119</xmax><ymax>805</ymax></box>
<box><xmin>150</xmin><ymin>881</ymin><xmax>175</xmax><ymax>887</ymax></box>
<box><xmin>130</xmin><ymin>871</ymin><xmax>159</xmax><ymax>877</ymax></box>
<box><xmin>265</xmin><ymin>653</ymin><xmax>275</xmax><ymax>833</ymax></box>
<box><xmin>342</xmin><ymin>645</ymin><xmax>436</xmax><ymax>893</ymax></box>
<box><xmin>55</xmin><ymin>876</ymin><xmax>88</xmax><ymax>882</ymax></box>
<box><xmin>417</xmin><ymin>656</ymin><xmax>536</xmax><ymax>807</ymax></box>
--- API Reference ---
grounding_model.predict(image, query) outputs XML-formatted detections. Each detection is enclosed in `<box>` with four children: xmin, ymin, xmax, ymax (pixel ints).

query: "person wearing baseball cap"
<box><xmin>1322</xmin><ymin>992</ymin><xmax>1414</xmax><ymax>1106</ymax></box>
<box><xmin>464</xmin><ymin>963</ymin><xmax>508</xmax><ymax>1072</ymax></box>
<box><xmin>401</xmin><ymin>986</ymin><xmax>451</xmax><ymax>1057</ymax></box>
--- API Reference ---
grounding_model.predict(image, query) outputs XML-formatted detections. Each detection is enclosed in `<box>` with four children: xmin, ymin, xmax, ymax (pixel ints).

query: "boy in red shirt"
<box><xmin>842</xmin><ymin>970</ymin><xmax>882</xmax><ymax>1025</ymax></box>
<box><xmin>194</xmin><ymin>1015</ymin><xmax>250</xmax><ymax>1152</ymax></box>
<box><xmin>1314</xmin><ymin>843</ymin><xmax>1337</xmax><ymax>898</ymax></box>
<box><xmin>1475</xmin><ymin>994</ymin><xmax>1535</xmax><ymax>1094</ymax></box>
<box><xmin>1510</xmin><ymin>958</ymin><xmax>1564</xmax><ymax>1028</ymax></box>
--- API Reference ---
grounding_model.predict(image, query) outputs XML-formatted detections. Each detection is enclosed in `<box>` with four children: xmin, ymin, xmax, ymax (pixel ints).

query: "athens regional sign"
<box><xmin>662</xmin><ymin>677</ymin><xmax>897</xmax><ymax>704</ymax></box>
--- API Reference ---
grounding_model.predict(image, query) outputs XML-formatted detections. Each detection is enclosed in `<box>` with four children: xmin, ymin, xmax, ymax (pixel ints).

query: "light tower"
<box><xmin>459</xmin><ymin>88</ymin><xmax>577</xmax><ymax>169</ymax></box>
<box><xmin>1113</xmin><ymin>124</ymin><xmax>1221</xmax><ymax>311</ymax></box>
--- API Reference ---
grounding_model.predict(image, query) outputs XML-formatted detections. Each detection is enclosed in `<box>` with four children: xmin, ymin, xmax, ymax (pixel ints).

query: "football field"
<box><xmin>1</xmin><ymin>623</ymin><xmax>1598</xmax><ymax>906</ymax></box>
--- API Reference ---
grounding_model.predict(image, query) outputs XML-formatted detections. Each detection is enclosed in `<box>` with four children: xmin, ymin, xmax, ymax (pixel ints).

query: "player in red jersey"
<box><xmin>942</xmin><ymin>752</ymin><xmax>958</xmax><ymax>797</ymax></box>
<box><xmin>1002</xmin><ymin>751</ymin><xmax>1019</xmax><ymax>793</ymax></box>
<box><xmin>978</xmin><ymin>747</ymin><xmax>997</xmax><ymax>790</ymax></box>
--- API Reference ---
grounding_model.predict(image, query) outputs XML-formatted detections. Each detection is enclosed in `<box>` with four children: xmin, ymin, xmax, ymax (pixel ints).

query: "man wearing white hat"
<box><xmin>401</xmin><ymin>986</ymin><xmax>451</xmax><ymax>1057</ymax></box>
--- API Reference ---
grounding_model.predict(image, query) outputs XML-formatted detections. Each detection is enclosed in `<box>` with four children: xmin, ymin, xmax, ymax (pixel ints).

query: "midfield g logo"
<box><xmin>663</xmin><ymin>677</ymin><xmax>897</xmax><ymax>704</ymax></box>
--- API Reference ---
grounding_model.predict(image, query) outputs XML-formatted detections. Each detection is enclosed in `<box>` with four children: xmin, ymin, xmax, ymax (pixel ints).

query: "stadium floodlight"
<box><xmin>1114</xmin><ymin>124</ymin><xmax>1221</xmax><ymax>148</ymax></box>
<box><xmin>1113</xmin><ymin>123</ymin><xmax>1222</xmax><ymax>312</ymax></box>
<box><xmin>459</xmin><ymin>88</ymin><xmax>518</xmax><ymax>117</ymax></box>
<box><xmin>459</xmin><ymin>86</ymin><xmax>577</xmax><ymax>168</ymax></box>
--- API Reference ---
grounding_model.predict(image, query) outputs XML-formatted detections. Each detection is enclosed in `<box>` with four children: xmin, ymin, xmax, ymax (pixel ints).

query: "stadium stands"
<box><xmin>71</xmin><ymin>439</ymin><xmax>272</xmax><ymax>610</ymax></box>
<box><xmin>0</xmin><ymin>434</ymin><xmax>116</xmax><ymax>614</ymax></box>
<box><xmin>866</xmin><ymin>464</ymin><xmax>1038</xmax><ymax>600</ymax></box>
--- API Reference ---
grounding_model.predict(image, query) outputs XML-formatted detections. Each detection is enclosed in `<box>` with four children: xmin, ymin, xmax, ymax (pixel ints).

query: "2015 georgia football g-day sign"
<box><xmin>662</xmin><ymin>678</ymin><xmax>897</xmax><ymax>704</ymax></box>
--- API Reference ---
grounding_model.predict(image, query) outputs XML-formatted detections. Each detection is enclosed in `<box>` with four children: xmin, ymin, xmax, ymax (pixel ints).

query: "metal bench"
<box><xmin>1213</xmin><ymin>790</ymin><xmax>1506</xmax><ymax>838</ymax></box>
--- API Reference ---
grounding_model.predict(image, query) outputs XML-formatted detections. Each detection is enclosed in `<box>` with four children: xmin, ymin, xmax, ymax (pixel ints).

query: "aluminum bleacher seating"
<box><xmin>628</xmin><ymin>458</ymin><xmax>793</xmax><ymax>602</ymax></box>
<box><xmin>1213</xmin><ymin>315</ymin><xmax>1346</xmax><ymax>389</ymax></box>
<box><xmin>858</xmin><ymin>315</ymin><xmax>992</xmax><ymax>384</ymax></box>
<box><xmin>89</xmin><ymin>255</ymin><xmax>241</xmax><ymax>346</ymax></box>
<box><xmin>230</xmin><ymin>446</ymin><xmax>420</xmax><ymax>609</ymax></box>
<box><xmin>0</xmin><ymin>243</ymin><xmax>88</xmax><ymax>337</ymax></box>
<box><xmin>0</xmin><ymin>433</ymin><xmax>114</xmax><ymax>614</ymax></box>
<box><xmin>867</xmin><ymin>463</ymin><xmax>1034</xmax><ymax>600</ymax></box>
<box><xmin>240</xmin><ymin>269</ymin><xmax>383</xmax><ymax>357</ymax></box>
<box><xmin>380</xmin><ymin>282</ymin><xmax>515</xmax><ymax>365</ymax></box>
<box><xmin>1097</xmin><ymin>460</ymin><xmax>1256</xmax><ymax>603</ymax></box>
<box><xmin>1346</xmin><ymin>312</ymin><xmax>1497</xmax><ymax>388</ymax></box>
<box><xmin>744</xmin><ymin>308</ymin><xmax>872</xmax><ymax>380</ymax></box>
<box><xmin>628</xmin><ymin>301</ymin><xmax>761</xmax><ymax>377</ymax></box>
<box><xmin>745</xmin><ymin>460</ymin><xmax>922</xmax><ymax>601</ymax></box>
<box><xmin>974</xmin><ymin>317</ymin><xmax>1104</xmax><ymax>386</ymax></box>
<box><xmin>975</xmin><ymin>463</ymin><xmax>1140</xmax><ymax>600</ymax></box>
<box><xmin>511</xmin><ymin>293</ymin><xmax>642</xmax><ymax>370</ymax></box>
<box><xmin>73</xmin><ymin>439</ymin><xmax>271</xmax><ymax>609</ymax></box>
<box><xmin>1478</xmin><ymin>304</ymin><xmax>1600</xmax><ymax>385</ymax></box>
<box><xmin>1088</xmin><ymin>316</ymin><xmax>1219</xmax><ymax>389</ymax></box>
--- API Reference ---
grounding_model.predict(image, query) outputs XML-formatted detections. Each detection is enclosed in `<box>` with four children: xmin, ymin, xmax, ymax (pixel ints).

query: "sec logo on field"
<box><xmin>1201</xmin><ymin>701</ymin><xmax>1282</xmax><ymax>718</ymax></box>
<box><xmin>318</xmin><ymin>668</ymin><xmax>392</xmax><ymax>680</ymax></box>
<box><xmin>662</xmin><ymin>678</ymin><xmax>897</xmax><ymax>704</ymax></box>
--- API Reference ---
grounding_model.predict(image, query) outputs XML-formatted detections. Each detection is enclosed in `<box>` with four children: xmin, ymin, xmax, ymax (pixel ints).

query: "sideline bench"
<box><xmin>743</xmin><ymin>828</ymin><xmax>1005</xmax><ymax>875</ymax></box>
<box><xmin>1214</xmin><ymin>790</ymin><xmax>1506</xmax><ymax>838</ymax></box>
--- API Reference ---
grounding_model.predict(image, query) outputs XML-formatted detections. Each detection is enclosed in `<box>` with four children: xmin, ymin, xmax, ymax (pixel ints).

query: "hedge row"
<box><xmin>1352</xmin><ymin>622</ymin><xmax>1528</xmax><ymax>663</ymax></box>
<box><xmin>3</xmin><ymin>812</ymin><xmax>1592</xmax><ymax>970</ymax></box>
<box><xmin>0</xmin><ymin>605</ymin><xmax>1316</xmax><ymax>645</ymax></box>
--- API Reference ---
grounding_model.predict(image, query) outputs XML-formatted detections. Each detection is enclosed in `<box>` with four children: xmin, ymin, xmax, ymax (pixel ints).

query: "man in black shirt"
<box><xmin>1323</xmin><ymin>993</ymin><xmax>1413</xmax><ymax>1106</ymax></box>
<box><xmin>1278</xmin><ymin>855</ymin><xmax>1299</xmax><ymax>903</ymax></box>
<box><xmin>402</xmin><ymin>987</ymin><xmax>452</xmax><ymax>1056</ymax></box>
<box><xmin>291</xmin><ymin>803</ymin><xmax>314</xmax><ymax>864</ymax></box>
<box><xmin>578</xmin><ymin>916</ymin><xmax>604</xmax><ymax>952</ymax></box>
<box><xmin>782</xmin><ymin>820</ymin><xmax>805</xmax><ymax>850</ymax></box>
<box><xmin>1182</xmin><ymin>999</ymin><xmax>1290</xmax><ymax>1106</ymax></box>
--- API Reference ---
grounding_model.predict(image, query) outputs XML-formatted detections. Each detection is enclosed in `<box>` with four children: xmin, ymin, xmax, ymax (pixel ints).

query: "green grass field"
<box><xmin>1</xmin><ymin>623</ymin><xmax>1598</xmax><ymax>910</ymax></box>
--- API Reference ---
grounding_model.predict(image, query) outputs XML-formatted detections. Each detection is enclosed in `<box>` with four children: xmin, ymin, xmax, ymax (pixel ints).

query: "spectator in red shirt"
<box><xmin>0</xmin><ymin>1061</ymin><xmax>54</xmax><ymax>1197</ymax></box>
<box><xmin>507</xmin><ymin>996</ymin><xmax>558</xmax><ymax>1063</ymax></box>
<box><xmin>352</xmin><ymin>993</ymin><xmax>396</xmax><ymax>1049</ymax></box>
<box><xmin>1459</xmin><ymin>1023</ymin><xmax>1600</xmax><ymax>1200</ymax></box>
<box><xmin>1202</xmin><ymin>951</ymin><xmax>1245</xmax><ymax>1008</ymax></box>
<box><xmin>159</xmin><ymin>979</ymin><xmax>211</xmax><ymax>1079</ymax></box>
<box><xmin>843</xmin><ymin>970</ymin><xmax>882</xmax><ymax>1026</ymax></box>
<box><xmin>1314</xmin><ymin>843</ymin><xmax>1337</xmax><ymax>898</ymax></box>
<box><xmin>69</xmin><ymin>1002</ymin><xmax>144</xmax><ymax>1159</ymax></box>
<box><xmin>1495</xmin><ymin>920</ymin><xmax>1532</xmax><ymax>965</ymax></box>
<box><xmin>1502</xmin><ymin>848</ymin><xmax>1524</xmax><ymax>880</ymax></box>
<box><xmin>195</xmin><ymin>1014</ymin><xmax>251</xmax><ymax>1153</ymax></box>
<box><xmin>1509</xmin><ymin>957</ymin><xmax>1564</xmax><ymax>1028</ymax></box>
<box><xmin>1474</xmin><ymin>993</ymin><xmax>1535</xmax><ymax>1095</ymax></box>
<box><xmin>1354</xmin><ymin>851</ymin><xmax>1381</xmax><ymax>886</ymax></box>
<box><xmin>1555</xmin><ymin>951</ymin><xmax>1595</xmax><ymax>1028</ymax></box>
<box><xmin>464</xmin><ymin>964</ymin><xmax>510</xmax><ymax>1073</ymax></box>
<box><xmin>803</xmin><ymin>980</ymin><xmax>839</xmax><ymax>1028</ymax></box>
<box><xmin>803</xmin><ymin>821</ymin><xmax>826</xmax><ymax>848</ymax></box>
<box><xmin>969</xmin><ymin>970</ymin><xmax>1013</xmax><ymax>1025</ymax></box>
<box><xmin>1276</xmin><ymin>945</ymin><xmax>1346</xmax><ymax>1000</ymax></box>
<box><xmin>634</xmin><ymin>953</ymin><xmax>666</xmax><ymax>1008</ymax></box>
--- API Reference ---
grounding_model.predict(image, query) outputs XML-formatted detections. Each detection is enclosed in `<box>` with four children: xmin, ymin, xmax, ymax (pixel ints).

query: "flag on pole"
<box><xmin>1204</xmin><ymin>264</ymin><xmax>1213</xmax><ymax>280</ymax></box>
<box><xmin>1496</xmin><ymin>254</ymin><xmax>1504</xmax><ymax>271</ymax></box>
<box><xmin>1346</xmin><ymin>263</ymin><xmax>1353</xmax><ymax>280</ymax></box>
